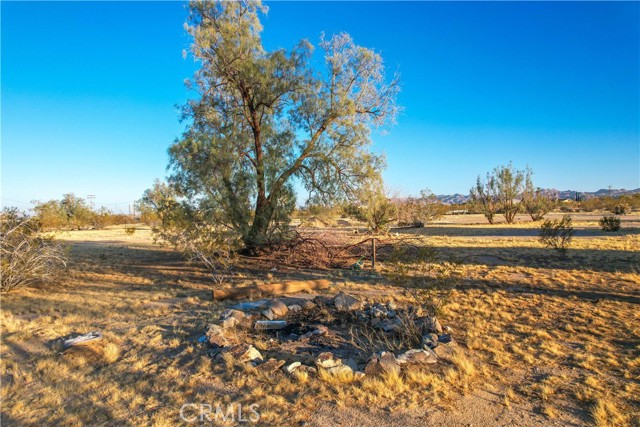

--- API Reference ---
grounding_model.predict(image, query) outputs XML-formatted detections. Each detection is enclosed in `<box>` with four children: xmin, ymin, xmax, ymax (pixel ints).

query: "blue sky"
<box><xmin>2</xmin><ymin>1</ymin><xmax>639</xmax><ymax>211</ymax></box>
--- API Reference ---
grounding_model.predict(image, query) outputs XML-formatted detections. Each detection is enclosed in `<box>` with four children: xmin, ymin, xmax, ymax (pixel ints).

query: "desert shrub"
<box><xmin>600</xmin><ymin>215</ymin><xmax>621</xmax><ymax>232</ymax></box>
<box><xmin>0</xmin><ymin>208</ymin><xmax>67</xmax><ymax>293</ymax></box>
<box><xmin>395</xmin><ymin>189</ymin><xmax>447</xmax><ymax>227</ymax></box>
<box><xmin>611</xmin><ymin>203</ymin><xmax>631</xmax><ymax>215</ymax></box>
<box><xmin>539</xmin><ymin>215</ymin><xmax>574</xmax><ymax>255</ymax></box>
<box><xmin>124</xmin><ymin>226</ymin><xmax>136</xmax><ymax>235</ymax></box>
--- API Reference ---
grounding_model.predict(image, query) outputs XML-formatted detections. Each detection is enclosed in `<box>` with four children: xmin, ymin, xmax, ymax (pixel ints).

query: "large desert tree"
<box><xmin>167</xmin><ymin>0</ymin><xmax>399</xmax><ymax>250</ymax></box>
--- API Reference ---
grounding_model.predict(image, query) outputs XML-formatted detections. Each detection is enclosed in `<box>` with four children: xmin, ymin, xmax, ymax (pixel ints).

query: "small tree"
<box><xmin>346</xmin><ymin>182</ymin><xmax>396</xmax><ymax>233</ymax></box>
<box><xmin>1</xmin><ymin>208</ymin><xmax>67</xmax><ymax>292</ymax></box>
<box><xmin>522</xmin><ymin>171</ymin><xmax>557</xmax><ymax>221</ymax></box>
<box><xmin>470</xmin><ymin>175</ymin><xmax>499</xmax><ymax>224</ymax></box>
<box><xmin>471</xmin><ymin>163</ymin><xmax>527</xmax><ymax>224</ymax></box>
<box><xmin>600</xmin><ymin>215</ymin><xmax>621</xmax><ymax>232</ymax></box>
<box><xmin>539</xmin><ymin>215</ymin><xmax>574</xmax><ymax>255</ymax></box>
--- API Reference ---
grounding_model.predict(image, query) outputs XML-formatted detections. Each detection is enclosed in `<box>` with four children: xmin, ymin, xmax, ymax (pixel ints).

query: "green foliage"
<box><xmin>140</xmin><ymin>180</ymin><xmax>239</xmax><ymax>282</ymax></box>
<box><xmin>599</xmin><ymin>215</ymin><xmax>621</xmax><ymax>232</ymax></box>
<box><xmin>166</xmin><ymin>0</ymin><xmax>400</xmax><ymax>250</ymax></box>
<box><xmin>1</xmin><ymin>208</ymin><xmax>67</xmax><ymax>292</ymax></box>
<box><xmin>471</xmin><ymin>163</ymin><xmax>527</xmax><ymax>224</ymax></box>
<box><xmin>395</xmin><ymin>189</ymin><xmax>446</xmax><ymax>227</ymax></box>
<box><xmin>350</xmin><ymin>183</ymin><xmax>396</xmax><ymax>233</ymax></box>
<box><xmin>522</xmin><ymin>171</ymin><xmax>557</xmax><ymax>221</ymax></box>
<box><xmin>539</xmin><ymin>215</ymin><xmax>574</xmax><ymax>255</ymax></box>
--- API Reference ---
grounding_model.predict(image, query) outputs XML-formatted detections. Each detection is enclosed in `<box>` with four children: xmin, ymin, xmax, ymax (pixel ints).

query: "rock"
<box><xmin>443</xmin><ymin>325</ymin><xmax>454</xmax><ymax>334</ymax></box>
<box><xmin>316</xmin><ymin>352</ymin><xmax>342</xmax><ymax>369</ymax></box>
<box><xmin>433</xmin><ymin>339</ymin><xmax>457</xmax><ymax>362</ymax></box>
<box><xmin>300</xmin><ymin>325</ymin><xmax>328</xmax><ymax>339</ymax></box>
<box><xmin>261</xmin><ymin>308</ymin><xmax>276</xmax><ymax>320</ymax></box>
<box><xmin>288</xmin><ymin>304</ymin><xmax>302</xmax><ymax>312</ymax></box>
<box><xmin>257</xmin><ymin>358</ymin><xmax>286</xmax><ymax>373</ymax></box>
<box><xmin>371</xmin><ymin>306</ymin><xmax>387</xmax><ymax>318</ymax></box>
<box><xmin>302</xmin><ymin>301</ymin><xmax>316</xmax><ymax>310</ymax></box>
<box><xmin>334</xmin><ymin>292</ymin><xmax>362</xmax><ymax>311</ymax></box>
<box><xmin>396</xmin><ymin>348</ymin><xmax>438</xmax><ymax>365</ymax></box>
<box><xmin>387</xmin><ymin>301</ymin><xmax>397</xmax><ymax>310</ymax></box>
<box><xmin>364</xmin><ymin>352</ymin><xmax>400</xmax><ymax>376</ymax></box>
<box><xmin>354</xmin><ymin>371</ymin><xmax>366</xmax><ymax>380</ymax></box>
<box><xmin>254</xmin><ymin>320</ymin><xmax>287</xmax><ymax>330</ymax></box>
<box><xmin>284</xmin><ymin>361</ymin><xmax>302</xmax><ymax>374</ymax></box>
<box><xmin>422</xmin><ymin>333</ymin><xmax>439</xmax><ymax>350</ymax></box>
<box><xmin>269</xmin><ymin>299</ymin><xmax>289</xmax><ymax>317</ymax></box>
<box><xmin>327</xmin><ymin>365</ymin><xmax>353</xmax><ymax>376</ymax></box>
<box><xmin>221</xmin><ymin>309</ymin><xmax>245</xmax><ymax>321</ymax></box>
<box><xmin>438</xmin><ymin>333</ymin><xmax>453</xmax><ymax>344</ymax></box>
<box><xmin>313</xmin><ymin>295</ymin><xmax>334</xmax><ymax>306</ymax></box>
<box><xmin>378</xmin><ymin>318</ymin><xmax>402</xmax><ymax>333</ymax></box>
<box><xmin>223</xmin><ymin>344</ymin><xmax>263</xmax><ymax>363</ymax></box>
<box><xmin>417</xmin><ymin>316</ymin><xmax>443</xmax><ymax>335</ymax></box>
<box><xmin>206</xmin><ymin>324</ymin><xmax>228</xmax><ymax>347</ymax></box>
<box><xmin>220</xmin><ymin>316</ymin><xmax>238</xmax><ymax>329</ymax></box>
<box><xmin>371</xmin><ymin>317</ymin><xmax>382</xmax><ymax>328</ymax></box>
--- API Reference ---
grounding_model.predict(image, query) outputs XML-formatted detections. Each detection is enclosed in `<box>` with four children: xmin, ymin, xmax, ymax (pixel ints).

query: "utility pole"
<box><xmin>87</xmin><ymin>194</ymin><xmax>95</xmax><ymax>210</ymax></box>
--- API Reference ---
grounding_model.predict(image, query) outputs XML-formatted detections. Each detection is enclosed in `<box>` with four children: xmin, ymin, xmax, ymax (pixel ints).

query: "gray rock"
<box><xmin>206</xmin><ymin>324</ymin><xmax>228</xmax><ymax>347</ymax></box>
<box><xmin>334</xmin><ymin>292</ymin><xmax>362</xmax><ymax>311</ymax></box>
<box><xmin>417</xmin><ymin>316</ymin><xmax>443</xmax><ymax>335</ymax></box>
<box><xmin>316</xmin><ymin>352</ymin><xmax>342</xmax><ymax>369</ymax></box>
<box><xmin>283</xmin><ymin>361</ymin><xmax>302</xmax><ymax>374</ymax></box>
<box><xmin>302</xmin><ymin>301</ymin><xmax>316</xmax><ymax>310</ymax></box>
<box><xmin>223</xmin><ymin>344</ymin><xmax>263</xmax><ymax>363</ymax></box>
<box><xmin>396</xmin><ymin>348</ymin><xmax>438</xmax><ymax>365</ymax></box>
<box><xmin>261</xmin><ymin>308</ymin><xmax>276</xmax><ymax>320</ymax></box>
<box><xmin>300</xmin><ymin>325</ymin><xmax>328</xmax><ymax>339</ymax></box>
<box><xmin>269</xmin><ymin>299</ymin><xmax>289</xmax><ymax>317</ymax></box>
<box><xmin>327</xmin><ymin>365</ymin><xmax>353</xmax><ymax>376</ymax></box>
<box><xmin>433</xmin><ymin>339</ymin><xmax>457</xmax><ymax>362</ymax></box>
<box><xmin>221</xmin><ymin>309</ymin><xmax>245</xmax><ymax>321</ymax></box>
<box><xmin>421</xmin><ymin>333</ymin><xmax>439</xmax><ymax>350</ymax></box>
<box><xmin>364</xmin><ymin>352</ymin><xmax>400</xmax><ymax>376</ymax></box>
<box><xmin>254</xmin><ymin>320</ymin><xmax>287</xmax><ymax>330</ymax></box>
<box><xmin>220</xmin><ymin>316</ymin><xmax>239</xmax><ymax>329</ymax></box>
<box><xmin>287</xmin><ymin>304</ymin><xmax>302</xmax><ymax>312</ymax></box>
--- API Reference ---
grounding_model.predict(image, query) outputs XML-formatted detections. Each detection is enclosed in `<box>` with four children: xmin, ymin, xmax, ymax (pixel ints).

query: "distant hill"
<box><xmin>435</xmin><ymin>188</ymin><xmax>640</xmax><ymax>205</ymax></box>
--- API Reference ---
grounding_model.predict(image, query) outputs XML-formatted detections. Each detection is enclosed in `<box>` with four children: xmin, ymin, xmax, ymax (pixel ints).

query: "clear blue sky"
<box><xmin>2</xmin><ymin>1</ymin><xmax>639</xmax><ymax>211</ymax></box>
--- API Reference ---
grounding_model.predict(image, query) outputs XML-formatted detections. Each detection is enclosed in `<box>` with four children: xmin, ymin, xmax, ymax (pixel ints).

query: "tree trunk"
<box><xmin>243</xmin><ymin>194</ymin><xmax>274</xmax><ymax>252</ymax></box>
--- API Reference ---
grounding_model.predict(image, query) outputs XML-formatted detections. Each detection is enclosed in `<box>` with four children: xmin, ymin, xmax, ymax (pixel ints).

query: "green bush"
<box><xmin>600</xmin><ymin>215</ymin><xmax>621</xmax><ymax>232</ymax></box>
<box><xmin>539</xmin><ymin>215</ymin><xmax>574</xmax><ymax>255</ymax></box>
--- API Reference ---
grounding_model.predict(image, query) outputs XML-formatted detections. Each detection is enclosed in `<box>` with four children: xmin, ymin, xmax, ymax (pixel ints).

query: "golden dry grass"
<box><xmin>1</xmin><ymin>215</ymin><xmax>639</xmax><ymax>426</ymax></box>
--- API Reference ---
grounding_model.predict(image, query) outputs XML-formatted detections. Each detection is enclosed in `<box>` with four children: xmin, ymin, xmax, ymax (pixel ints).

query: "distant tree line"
<box><xmin>29</xmin><ymin>193</ymin><xmax>157</xmax><ymax>230</ymax></box>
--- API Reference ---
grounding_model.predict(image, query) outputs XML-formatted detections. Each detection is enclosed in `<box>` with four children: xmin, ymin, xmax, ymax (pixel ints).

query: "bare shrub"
<box><xmin>1</xmin><ymin>208</ymin><xmax>67</xmax><ymax>293</ymax></box>
<box><xmin>600</xmin><ymin>215</ymin><xmax>621</xmax><ymax>232</ymax></box>
<box><xmin>539</xmin><ymin>215</ymin><xmax>574</xmax><ymax>255</ymax></box>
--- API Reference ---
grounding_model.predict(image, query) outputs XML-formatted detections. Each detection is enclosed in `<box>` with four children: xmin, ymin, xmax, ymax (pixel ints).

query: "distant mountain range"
<box><xmin>435</xmin><ymin>188</ymin><xmax>640</xmax><ymax>205</ymax></box>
